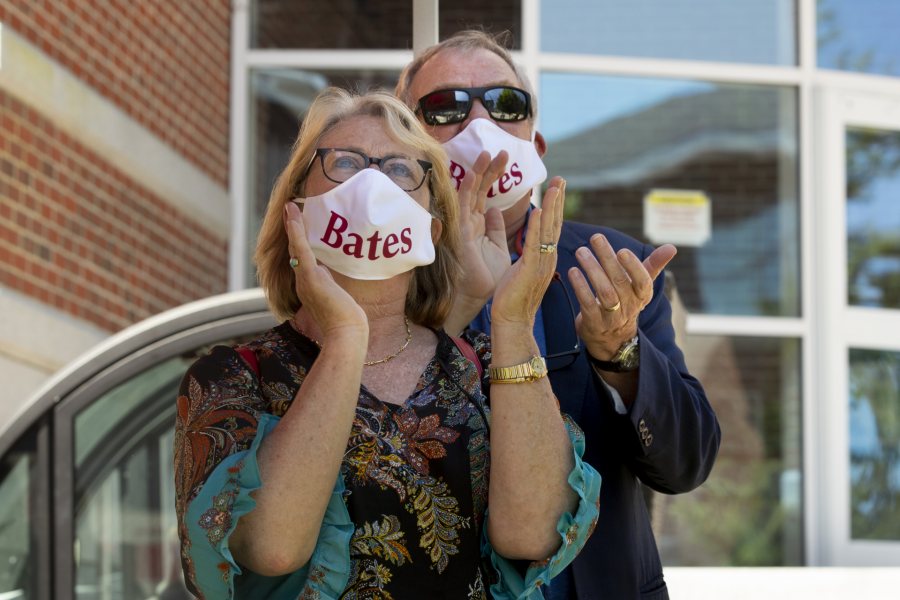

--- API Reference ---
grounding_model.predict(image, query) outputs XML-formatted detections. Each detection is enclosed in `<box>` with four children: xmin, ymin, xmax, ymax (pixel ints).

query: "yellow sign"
<box><xmin>643</xmin><ymin>189</ymin><xmax>711</xmax><ymax>247</ymax></box>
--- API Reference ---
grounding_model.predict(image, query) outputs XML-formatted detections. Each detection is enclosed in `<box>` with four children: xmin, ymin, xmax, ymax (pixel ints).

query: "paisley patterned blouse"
<box><xmin>174</xmin><ymin>322</ymin><xmax>601</xmax><ymax>599</ymax></box>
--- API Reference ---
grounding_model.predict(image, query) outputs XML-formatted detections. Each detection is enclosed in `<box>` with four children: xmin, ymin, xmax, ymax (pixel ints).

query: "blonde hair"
<box><xmin>396</xmin><ymin>29</ymin><xmax>537</xmax><ymax>118</ymax></box>
<box><xmin>254</xmin><ymin>88</ymin><xmax>462</xmax><ymax>329</ymax></box>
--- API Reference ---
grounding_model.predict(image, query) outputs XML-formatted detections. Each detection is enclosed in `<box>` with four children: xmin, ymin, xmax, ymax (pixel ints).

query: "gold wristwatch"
<box><xmin>489</xmin><ymin>355</ymin><xmax>548</xmax><ymax>384</ymax></box>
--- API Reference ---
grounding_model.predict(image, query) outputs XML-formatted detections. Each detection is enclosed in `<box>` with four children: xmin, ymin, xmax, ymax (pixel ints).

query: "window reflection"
<box><xmin>850</xmin><ymin>348</ymin><xmax>900</xmax><ymax>541</ymax></box>
<box><xmin>818</xmin><ymin>0</ymin><xmax>900</xmax><ymax>76</ymax></box>
<box><xmin>655</xmin><ymin>335</ymin><xmax>803</xmax><ymax>566</ymax></box>
<box><xmin>251</xmin><ymin>0</ymin><xmax>412</xmax><ymax>49</ymax></box>
<box><xmin>74</xmin><ymin>358</ymin><xmax>193</xmax><ymax>600</ymax></box>
<box><xmin>542</xmin><ymin>0</ymin><xmax>796</xmax><ymax>65</ymax></box>
<box><xmin>846</xmin><ymin>127</ymin><xmax>900</xmax><ymax>309</ymax></box>
<box><xmin>541</xmin><ymin>73</ymin><xmax>800</xmax><ymax>317</ymax></box>
<box><xmin>250</xmin><ymin>0</ymin><xmax>523</xmax><ymax>49</ymax></box>
<box><xmin>0</xmin><ymin>451</ymin><xmax>34</xmax><ymax>596</ymax></box>
<box><xmin>440</xmin><ymin>1</ymin><xmax>521</xmax><ymax>48</ymax></box>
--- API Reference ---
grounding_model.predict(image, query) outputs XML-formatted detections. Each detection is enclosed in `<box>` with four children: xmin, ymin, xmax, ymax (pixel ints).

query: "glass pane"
<box><xmin>846</xmin><ymin>127</ymin><xmax>900</xmax><ymax>309</ymax></box>
<box><xmin>248</xmin><ymin>69</ymin><xmax>400</xmax><ymax>287</ymax></box>
<box><xmin>251</xmin><ymin>0</ymin><xmax>412</xmax><ymax>49</ymax></box>
<box><xmin>541</xmin><ymin>73</ymin><xmax>800</xmax><ymax>316</ymax></box>
<box><xmin>0</xmin><ymin>450</ymin><xmax>36</xmax><ymax>597</ymax></box>
<box><xmin>656</xmin><ymin>334</ymin><xmax>803</xmax><ymax>565</ymax></box>
<box><xmin>440</xmin><ymin>1</ymin><xmax>521</xmax><ymax>48</ymax></box>
<box><xmin>542</xmin><ymin>0</ymin><xmax>796</xmax><ymax>66</ymax></box>
<box><xmin>849</xmin><ymin>348</ymin><xmax>900</xmax><ymax>540</ymax></box>
<box><xmin>74</xmin><ymin>357</ymin><xmax>192</xmax><ymax>600</ymax></box>
<box><xmin>818</xmin><ymin>0</ymin><xmax>900</xmax><ymax>76</ymax></box>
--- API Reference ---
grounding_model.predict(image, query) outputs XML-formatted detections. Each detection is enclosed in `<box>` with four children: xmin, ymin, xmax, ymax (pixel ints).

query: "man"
<box><xmin>397</xmin><ymin>31</ymin><xmax>721</xmax><ymax>599</ymax></box>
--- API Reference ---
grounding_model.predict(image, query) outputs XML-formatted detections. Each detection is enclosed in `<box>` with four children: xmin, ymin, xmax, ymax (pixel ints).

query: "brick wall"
<box><xmin>0</xmin><ymin>0</ymin><xmax>231</xmax><ymax>333</ymax></box>
<box><xmin>0</xmin><ymin>89</ymin><xmax>227</xmax><ymax>332</ymax></box>
<box><xmin>0</xmin><ymin>0</ymin><xmax>230</xmax><ymax>187</ymax></box>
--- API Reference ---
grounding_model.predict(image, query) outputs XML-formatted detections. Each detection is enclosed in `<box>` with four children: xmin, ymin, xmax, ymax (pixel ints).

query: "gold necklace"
<box><xmin>291</xmin><ymin>315</ymin><xmax>412</xmax><ymax>366</ymax></box>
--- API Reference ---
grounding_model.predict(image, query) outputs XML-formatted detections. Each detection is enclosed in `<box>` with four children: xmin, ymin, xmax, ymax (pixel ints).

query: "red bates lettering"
<box><xmin>321</xmin><ymin>211</ymin><xmax>412</xmax><ymax>260</ymax></box>
<box><xmin>449</xmin><ymin>160</ymin><xmax>466</xmax><ymax>191</ymax></box>
<box><xmin>486</xmin><ymin>161</ymin><xmax>523</xmax><ymax>198</ymax></box>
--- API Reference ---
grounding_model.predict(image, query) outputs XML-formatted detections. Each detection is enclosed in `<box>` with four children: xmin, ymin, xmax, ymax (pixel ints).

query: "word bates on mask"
<box><xmin>320</xmin><ymin>211</ymin><xmax>412</xmax><ymax>260</ymax></box>
<box><xmin>442</xmin><ymin>118</ymin><xmax>547</xmax><ymax>211</ymax></box>
<box><xmin>299</xmin><ymin>169</ymin><xmax>435</xmax><ymax>280</ymax></box>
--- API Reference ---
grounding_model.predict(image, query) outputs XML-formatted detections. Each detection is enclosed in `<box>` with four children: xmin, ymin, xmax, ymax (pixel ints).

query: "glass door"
<box><xmin>817</xmin><ymin>88</ymin><xmax>900</xmax><ymax>565</ymax></box>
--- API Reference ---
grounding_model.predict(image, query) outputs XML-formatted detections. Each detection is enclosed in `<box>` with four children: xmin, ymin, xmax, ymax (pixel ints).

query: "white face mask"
<box><xmin>441</xmin><ymin>118</ymin><xmax>548</xmax><ymax>211</ymax></box>
<box><xmin>298</xmin><ymin>169</ymin><xmax>436</xmax><ymax>280</ymax></box>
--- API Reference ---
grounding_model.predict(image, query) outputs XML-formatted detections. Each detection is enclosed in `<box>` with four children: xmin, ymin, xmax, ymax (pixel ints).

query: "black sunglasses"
<box><xmin>416</xmin><ymin>86</ymin><xmax>532</xmax><ymax>126</ymax></box>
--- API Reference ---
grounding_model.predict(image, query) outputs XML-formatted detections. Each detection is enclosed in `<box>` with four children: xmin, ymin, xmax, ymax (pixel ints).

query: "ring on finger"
<box><xmin>289</xmin><ymin>257</ymin><xmax>299</xmax><ymax>269</ymax></box>
<box><xmin>539</xmin><ymin>243</ymin><xmax>557</xmax><ymax>254</ymax></box>
<box><xmin>603</xmin><ymin>300</ymin><xmax>621</xmax><ymax>313</ymax></box>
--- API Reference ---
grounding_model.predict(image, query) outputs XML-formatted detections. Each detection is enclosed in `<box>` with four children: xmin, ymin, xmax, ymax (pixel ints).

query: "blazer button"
<box><xmin>639</xmin><ymin>419</ymin><xmax>648</xmax><ymax>432</ymax></box>
<box><xmin>644</xmin><ymin>433</ymin><xmax>654</xmax><ymax>447</ymax></box>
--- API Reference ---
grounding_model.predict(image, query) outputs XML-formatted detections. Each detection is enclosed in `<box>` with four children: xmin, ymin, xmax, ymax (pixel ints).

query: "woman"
<box><xmin>174</xmin><ymin>88</ymin><xmax>600</xmax><ymax>599</ymax></box>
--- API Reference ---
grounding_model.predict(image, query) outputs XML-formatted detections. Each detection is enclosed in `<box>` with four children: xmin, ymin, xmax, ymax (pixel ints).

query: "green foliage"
<box><xmin>664</xmin><ymin>458</ymin><xmax>801</xmax><ymax>566</ymax></box>
<box><xmin>849</xmin><ymin>350</ymin><xmax>900</xmax><ymax>540</ymax></box>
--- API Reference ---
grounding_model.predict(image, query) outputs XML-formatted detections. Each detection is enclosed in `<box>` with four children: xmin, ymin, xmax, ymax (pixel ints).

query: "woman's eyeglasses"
<box><xmin>307</xmin><ymin>148</ymin><xmax>432</xmax><ymax>192</ymax></box>
<box><xmin>416</xmin><ymin>86</ymin><xmax>532</xmax><ymax>126</ymax></box>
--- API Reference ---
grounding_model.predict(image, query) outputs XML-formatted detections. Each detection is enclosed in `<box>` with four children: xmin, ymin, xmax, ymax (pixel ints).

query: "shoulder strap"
<box><xmin>236</xmin><ymin>346</ymin><xmax>260</xmax><ymax>377</ymax></box>
<box><xmin>451</xmin><ymin>336</ymin><xmax>483</xmax><ymax>379</ymax></box>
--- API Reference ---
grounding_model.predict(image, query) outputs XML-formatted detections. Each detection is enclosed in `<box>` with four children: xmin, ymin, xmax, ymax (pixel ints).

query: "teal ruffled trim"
<box><xmin>184</xmin><ymin>414</ymin><xmax>354</xmax><ymax>599</ymax></box>
<box><xmin>484</xmin><ymin>416</ymin><xmax>602</xmax><ymax>600</ymax></box>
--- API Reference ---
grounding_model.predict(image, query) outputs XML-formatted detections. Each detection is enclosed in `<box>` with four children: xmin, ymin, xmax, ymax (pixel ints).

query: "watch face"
<box><xmin>620</xmin><ymin>347</ymin><xmax>639</xmax><ymax>369</ymax></box>
<box><xmin>616</xmin><ymin>336</ymin><xmax>640</xmax><ymax>370</ymax></box>
<box><xmin>530</xmin><ymin>355</ymin><xmax>548</xmax><ymax>377</ymax></box>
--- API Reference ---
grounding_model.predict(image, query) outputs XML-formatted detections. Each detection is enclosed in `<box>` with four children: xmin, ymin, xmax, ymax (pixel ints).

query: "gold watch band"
<box><xmin>488</xmin><ymin>356</ymin><xmax>548</xmax><ymax>384</ymax></box>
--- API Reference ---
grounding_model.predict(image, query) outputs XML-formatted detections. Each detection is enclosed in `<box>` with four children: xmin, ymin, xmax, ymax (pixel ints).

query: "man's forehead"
<box><xmin>414</xmin><ymin>47</ymin><xmax>520</xmax><ymax>91</ymax></box>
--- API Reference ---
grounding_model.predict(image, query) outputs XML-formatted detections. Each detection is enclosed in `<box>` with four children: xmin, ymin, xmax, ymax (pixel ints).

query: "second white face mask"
<box><xmin>298</xmin><ymin>169</ymin><xmax>435</xmax><ymax>280</ymax></box>
<box><xmin>441</xmin><ymin>118</ymin><xmax>548</xmax><ymax>211</ymax></box>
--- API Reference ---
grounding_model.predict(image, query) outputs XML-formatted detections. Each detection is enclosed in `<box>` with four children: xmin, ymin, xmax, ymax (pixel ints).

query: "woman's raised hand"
<box><xmin>284</xmin><ymin>202</ymin><xmax>368</xmax><ymax>338</ymax></box>
<box><xmin>489</xmin><ymin>177</ymin><xmax>566</xmax><ymax>327</ymax></box>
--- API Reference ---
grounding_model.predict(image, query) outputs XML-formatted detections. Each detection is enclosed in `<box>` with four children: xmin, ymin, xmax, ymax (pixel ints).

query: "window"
<box><xmin>542</xmin><ymin>0</ymin><xmax>796</xmax><ymax>65</ymax></box>
<box><xmin>818</xmin><ymin>0</ymin><xmax>900</xmax><ymax>76</ymax></box>
<box><xmin>541</xmin><ymin>73</ymin><xmax>800</xmax><ymax>317</ymax></box>
<box><xmin>251</xmin><ymin>0</ymin><xmax>413</xmax><ymax>49</ymax></box>
<box><xmin>657</xmin><ymin>335</ymin><xmax>803</xmax><ymax>565</ymax></box>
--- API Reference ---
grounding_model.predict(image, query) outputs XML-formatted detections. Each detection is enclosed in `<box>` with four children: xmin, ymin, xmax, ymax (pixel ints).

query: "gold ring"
<box><xmin>603</xmin><ymin>300</ymin><xmax>621</xmax><ymax>313</ymax></box>
<box><xmin>539</xmin><ymin>243</ymin><xmax>557</xmax><ymax>254</ymax></box>
<box><xmin>289</xmin><ymin>257</ymin><xmax>299</xmax><ymax>268</ymax></box>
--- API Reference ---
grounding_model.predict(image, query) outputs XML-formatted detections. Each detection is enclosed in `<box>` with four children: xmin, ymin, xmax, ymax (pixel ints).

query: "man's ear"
<box><xmin>534</xmin><ymin>130</ymin><xmax>547</xmax><ymax>158</ymax></box>
<box><xmin>431</xmin><ymin>216</ymin><xmax>443</xmax><ymax>244</ymax></box>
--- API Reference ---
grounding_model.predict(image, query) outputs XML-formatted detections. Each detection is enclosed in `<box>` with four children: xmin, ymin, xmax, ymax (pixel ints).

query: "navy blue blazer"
<box><xmin>541</xmin><ymin>221</ymin><xmax>721</xmax><ymax>599</ymax></box>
